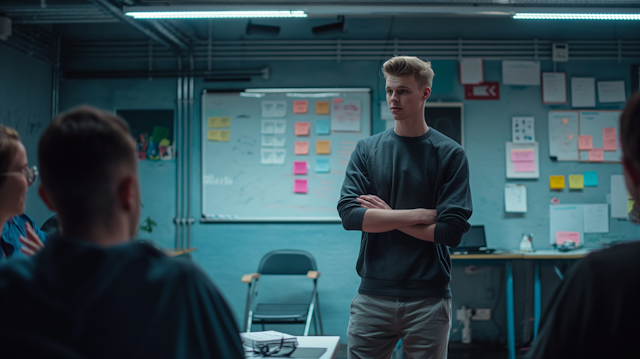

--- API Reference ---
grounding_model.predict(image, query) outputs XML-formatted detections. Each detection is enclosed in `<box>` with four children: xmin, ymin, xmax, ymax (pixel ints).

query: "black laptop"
<box><xmin>450</xmin><ymin>225</ymin><xmax>495</xmax><ymax>254</ymax></box>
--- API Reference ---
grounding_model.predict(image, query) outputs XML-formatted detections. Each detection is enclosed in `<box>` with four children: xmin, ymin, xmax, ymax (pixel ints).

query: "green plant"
<box><xmin>139</xmin><ymin>216</ymin><xmax>157</xmax><ymax>234</ymax></box>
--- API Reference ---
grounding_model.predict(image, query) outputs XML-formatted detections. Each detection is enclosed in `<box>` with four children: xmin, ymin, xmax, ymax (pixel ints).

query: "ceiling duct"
<box><xmin>246</xmin><ymin>20</ymin><xmax>280</xmax><ymax>36</ymax></box>
<box><xmin>312</xmin><ymin>16</ymin><xmax>347</xmax><ymax>36</ymax></box>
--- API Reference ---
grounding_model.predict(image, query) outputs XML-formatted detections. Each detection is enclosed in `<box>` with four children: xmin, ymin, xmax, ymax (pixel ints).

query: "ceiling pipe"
<box><xmin>89</xmin><ymin>0</ymin><xmax>173</xmax><ymax>49</ymax></box>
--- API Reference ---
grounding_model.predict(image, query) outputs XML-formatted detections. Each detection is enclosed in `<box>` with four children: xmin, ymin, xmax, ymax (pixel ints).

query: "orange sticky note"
<box><xmin>556</xmin><ymin>231</ymin><xmax>580</xmax><ymax>245</ymax></box>
<box><xmin>295</xmin><ymin>122</ymin><xmax>310</xmax><ymax>136</ymax></box>
<box><xmin>588</xmin><ymin>148</ymin><xmax>604</xmax><ymax>162</ymax></box>
<box><xmin>316</xmin><ymin>140</ymin><xmax>331</xmax><ymax>154</ymax></box>
<box><xmin>603</xmin><ymin>127</ymin><xmax>617</xmax><ymax>151</ymax></box>
<box><xmin>293</xmin><ymin>100</ymin><xmax>308</xmax><ymax>114</ymax></box>
<box><xmin>294</xmin><ymin>141</ymin><xmax>309</xmax><ymax>155</ymax></box>
<box><xmin>294</xmin><ymin>179</ymin><xmax>308</xmax><ymax>194</ymax></box>
<box><xmin>550</xmin><ymin>175</ymin><xmax>565</xmax><ymax>190</ymax></box>
<box><xmin>316</xmin><ymin>101</ymin><xmax>330</xmax><ymax>115</ymax></box>
<box><xmin>578</xmin><ymin>135</ymin><xmax>593</xmax><ymax>150</ymax></box>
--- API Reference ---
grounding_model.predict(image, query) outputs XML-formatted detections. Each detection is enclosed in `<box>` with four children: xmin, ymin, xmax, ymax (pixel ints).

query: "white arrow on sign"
<box><xmin>472</xmin><ymin>84</ymin><xmax>497</xmax><ymax>97</ymax></box>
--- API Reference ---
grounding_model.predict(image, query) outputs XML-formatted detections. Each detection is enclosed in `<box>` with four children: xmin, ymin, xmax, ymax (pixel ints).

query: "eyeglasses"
<box><xmin>0</xmin><ymin>166</ymin><xmax>39</xmax><ymax>186</ymax></box>
<box><xmin>252</xmin><ymin>336</ymin><xmax>297</xmax><ymax>357</ymax></box>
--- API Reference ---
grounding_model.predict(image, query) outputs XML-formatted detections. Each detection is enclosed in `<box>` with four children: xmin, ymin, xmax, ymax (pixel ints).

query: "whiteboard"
<box><xmin>201</xmin><ymin>88</ymin><xmax>371</xmax><ymax>222</ymax></box>
<box><xmin>548</xmin><ymin>111</ymin><xmax>579</xmax><ymax>161</ymax></box>
<box><xmin>578</xmin><ymin>110</ymin><xmax>622</xmax><ymax>163</ymax></box>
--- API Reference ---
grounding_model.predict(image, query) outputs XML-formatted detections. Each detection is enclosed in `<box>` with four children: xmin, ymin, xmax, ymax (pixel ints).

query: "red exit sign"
<box><xmin>464</xmin><ymin>82</ymin><xmax>500</xmax><ymax>100</ymax></box>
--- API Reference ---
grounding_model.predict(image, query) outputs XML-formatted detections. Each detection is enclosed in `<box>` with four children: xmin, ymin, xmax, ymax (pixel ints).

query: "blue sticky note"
<box><xmin>315</xmin><ymin>158</ymin><xmax>330</xmax><ymax>173</ymax></box>
<box><xmin>316</xmin><ymin>120</ymin><xmax>330</xmax><ymax>135</ymax></box>
<box><xmin>584</xmin><ymin>171</ymin><xmax>598</xmax><ymax>187</ymax></box>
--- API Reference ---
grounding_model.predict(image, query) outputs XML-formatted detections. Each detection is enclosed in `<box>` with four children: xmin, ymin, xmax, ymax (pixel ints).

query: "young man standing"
<box><xmin>0</xmin><ymin>106</ymin><xmax>244</xmax><ymax>358</ymax></box>
<box><xmin>527</xmin><ymin>91</ymin><xmax>640</xmax><ymax>359</ymax></box>
<box><xmin>338</xmin><ymin>56</ymin><xmax>473</xmax><ymax>359</ymax></box>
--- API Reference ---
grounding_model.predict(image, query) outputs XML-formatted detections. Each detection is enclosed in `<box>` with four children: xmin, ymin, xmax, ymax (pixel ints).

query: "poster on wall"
<box><xmin>116</xmin><ymin>109</ymin><xmax>174</xmax><ymax>161</ymax></box>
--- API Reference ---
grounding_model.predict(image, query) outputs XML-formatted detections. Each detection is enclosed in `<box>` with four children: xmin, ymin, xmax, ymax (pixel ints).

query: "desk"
<box><xmin>245</xmin><ymin>336</ymin><xmax>340</xmax><ymax>359</ymax></box>
<box><xmin>522</xmin><ymin>250</ymin><xmax>591</xmax><ymax>341</ymax></box>
<box><xmin>451</xmin><ymin>252</ymin><xmax>522</xmax><ymax>359</ymax></box>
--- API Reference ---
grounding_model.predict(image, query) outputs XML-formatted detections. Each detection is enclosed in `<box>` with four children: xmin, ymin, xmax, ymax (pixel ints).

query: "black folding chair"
<box><xmin>241</xmin><ymin>250</ymin><xmax>324</xmax><ymax>336</ymax></box>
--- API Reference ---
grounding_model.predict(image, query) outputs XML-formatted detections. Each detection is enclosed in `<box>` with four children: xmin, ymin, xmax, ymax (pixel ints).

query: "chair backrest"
<box><xmin>258</xmin><ymin>250</ymin><xmax>317</xmax><ymax>275</ymax></box>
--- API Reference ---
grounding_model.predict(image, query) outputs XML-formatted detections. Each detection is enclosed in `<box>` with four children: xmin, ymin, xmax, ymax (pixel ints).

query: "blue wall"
<box><xmin>8</xmin><ymin>15</ymin><xmax>640</xmax><ymax>345</ymax></box>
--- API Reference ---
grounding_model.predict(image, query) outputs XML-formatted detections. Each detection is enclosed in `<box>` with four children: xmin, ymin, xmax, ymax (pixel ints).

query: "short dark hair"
<box><xmin>0</xmin><ymin>125</ymin><xmax>20</xmax><ymax>188</ymax></box>
<box><xmin>38</xmin><ymin>105</ymin><xmax>136</xmax><ymax>224</ymax></box>
<box><xmin>620</xmin><ymin>91</ymin><xmax>640</xmax><ymax>167</ymax></box>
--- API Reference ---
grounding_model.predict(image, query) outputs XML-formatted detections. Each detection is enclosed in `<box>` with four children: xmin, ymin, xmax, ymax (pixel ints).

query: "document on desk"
<box><xmin>505</xmin><ymin>184</ymin><xmax>527</xmax><ymax>213</ymax></box>
<box><xmin>583</xmin><ymin>204</ymin><xmax>609</xmax><ymax>233</ymax></box>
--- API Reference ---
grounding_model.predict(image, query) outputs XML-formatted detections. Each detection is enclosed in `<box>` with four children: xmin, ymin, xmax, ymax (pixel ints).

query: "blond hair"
<box><xmin>382</xmin><ymin>56</ymin><xmax>435</xmax><ymax>89</ymax></box>
<box><xmin>0</xmin><ymin>125</ymin><xmax>20</xmax><ymax>188</ymax></box>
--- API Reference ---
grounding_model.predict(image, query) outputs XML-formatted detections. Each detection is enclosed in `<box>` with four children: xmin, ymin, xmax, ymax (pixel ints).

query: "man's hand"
<box><xmin>357</xmin><ymin>195</ymin><xmax>392</xmax><ymax>210</ymax></box>
<box><xmin>19</xmin><ymin>222</ymin><xmax>44</xmax><ymax>256</ymax></box>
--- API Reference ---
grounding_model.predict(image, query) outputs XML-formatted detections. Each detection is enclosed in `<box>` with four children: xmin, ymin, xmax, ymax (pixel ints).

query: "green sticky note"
<box><xmin>151</xmin><ymin>126</ymin><xmax>170</xmax><ymax>144</ymax></box>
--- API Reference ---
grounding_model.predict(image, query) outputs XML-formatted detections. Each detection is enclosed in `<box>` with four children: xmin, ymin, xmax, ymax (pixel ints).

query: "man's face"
<box><xmin>0</xmin><ymin>143</ymin><xmax>29</xmax><ymax>218</ymax></box>
<box><xmin>385</xmin><ymin>74</ymin><xmax>430</xmax><ymax>121</ymax></box>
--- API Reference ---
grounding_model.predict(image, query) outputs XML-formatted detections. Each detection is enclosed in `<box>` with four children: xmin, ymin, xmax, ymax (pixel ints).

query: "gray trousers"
<box><xmin>347</xmin><ymin>293</ymin><xmax>452</xmax><ymax>359</ymax></box>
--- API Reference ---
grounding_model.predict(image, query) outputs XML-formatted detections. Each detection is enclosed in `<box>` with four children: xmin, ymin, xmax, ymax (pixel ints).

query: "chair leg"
<box><xmin>313</xmin><ymin>310</ymin><xmax>319</xmax><ymax>335</ymax></box>
<box><xmin>303</xmin><ymin>303</ymin><xmax>315</xmax><ymax>336</ymax></box>
<box><xmin>315</xmin><ymin>293</ymin><xmax>324</xmax><ymax>335</ymax></box>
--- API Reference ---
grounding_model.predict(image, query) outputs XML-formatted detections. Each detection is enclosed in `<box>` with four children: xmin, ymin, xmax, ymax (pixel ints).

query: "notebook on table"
<box><xmin>450</xmin><ymin>225</ymin><xmax>495</xmax><ymax>255</ymax></box>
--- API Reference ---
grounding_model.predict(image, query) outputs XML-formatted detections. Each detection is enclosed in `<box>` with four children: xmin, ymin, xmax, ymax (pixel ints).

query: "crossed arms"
<box><xmin>357</xmin><ymin>194</ymin><xmax>437</xmax><ymax>242</ymax></box>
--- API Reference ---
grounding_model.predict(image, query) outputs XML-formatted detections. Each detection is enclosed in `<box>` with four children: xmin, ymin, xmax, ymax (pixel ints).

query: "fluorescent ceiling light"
<box><xmin>125</xmin><ymin>10</ymin><xmax>307</xmax><ymax>19</ymax></box>
<box><xmin>513</xmin><ymin>13</ymin><xmax>640</xmax><ymax>20</ymax></box>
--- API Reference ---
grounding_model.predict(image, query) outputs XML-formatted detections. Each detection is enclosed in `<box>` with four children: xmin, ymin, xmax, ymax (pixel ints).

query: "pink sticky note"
<box><xmin>514</xmin><ymin>161</ymin><xmax>535</xmax><ymax>172</ymax></box>
<box><xmin>556</xmin><ymin>231</ymin><xmax>580</xmax><ymax>245</ymax></box>
<box><xmin>295</xmin><ymin>122</ymin><xmax>310</xmax><ymax>136</ymax></box>
<box><xmin>603</xmin><ymin>127</ymin><xmax>617</xmax><ymax>151</ymax></box>
<box><xmin>578</xmin><ymin>135</ymin><xmax>593</xmax><ymax>150</ymax></box>
<box><xmin>333</xmin><ymin>98</ymin><xmax>343</xmax><ymax>103</ymax></box>
<box><xmin>588</xmin><ymin>148</ymin><xmax>604</xmax><ymax>162</ymax></box>
<box><xmin>293</xmin><ymin>100</ymin><xmax>308</xmax><ymax>114</ymax></box>
<box><xmin>294</xmin><ymin>141</ymin><xmax>309</xmax><ymax>155</ymax></box>
<box><xmin>294</xmin><ymin>179</ymin><xmax>308</xmax><ymax>193</ymax></box>
<box><xmin>511</xmin><ymin>149</ymin><xmax>534</xmax><ymax>162</ymax></box>
<box><xmin>293</xmin><ymin>161</ymin><xmax>307</xmax><ymax>175</ymax></box>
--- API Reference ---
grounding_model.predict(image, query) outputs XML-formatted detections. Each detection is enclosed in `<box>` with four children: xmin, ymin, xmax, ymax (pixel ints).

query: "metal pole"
<box><xmin>187</xmin><ymin>54</ymin><xmax>194</xmax><ymax>249</ymax></box>
<box><xmin>175</xmin><ymin>56</ymin><xmax>182</xmax><ymax>250</ymax></box>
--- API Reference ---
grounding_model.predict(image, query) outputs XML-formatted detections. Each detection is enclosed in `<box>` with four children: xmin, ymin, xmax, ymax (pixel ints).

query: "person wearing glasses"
<box><xmin>0</xmin><ymin>124</ymin><xmax>49</xmax><ymax>260</ymax></box>
<box><xmin>0</xmin><ymin>107</ymin><xmax>244</xmax><ymax>358</ymax></box>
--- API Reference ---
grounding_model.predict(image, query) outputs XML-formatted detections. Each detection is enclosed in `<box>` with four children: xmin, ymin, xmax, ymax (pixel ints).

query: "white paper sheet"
<box><xmin>260</xmin><ymin>148</ymin><xmax>273</xmax><ymax>164</ymax></box>
<box><xmin>331</xmin><ymin>98</ymin><xmax>361</xmax><ymax>132</ymax></box>
<box><xmin>571</xmin><ymin>77</ymin><xmax>596</xmax><ymax>108</ymax></box>
<box><xmin>261</xmin><ymin>119</ymin><xmax>274</xmax><ymax>134</ymax></box>
<box><xmin>261</xmin><ymin>101</ymin><xmax>287</xmax><ymax>118</ymax></box>
<box><xmin>542</xmin><ymin>72</ymin><xmax>567</xmax><ymax>103</ymax></box>
<box><xmin>583</xmin><ymin>204</ymin><xmax>609</xmax><ymax>233</ymax></box>
<box><xmin>261</xmin><ymin>134</ymin><xmax>275</xmax><ymax>147</ymax></box>
<box><xmin>512</xmin><ymin>117</ymin><xmax>535</xmax><ymax>143</ymax></box>
<box><xmin>597</xmin><ymin>81</ymin><xmax>626</xmax><ymax>103</ymax></box>
<box><xmin>272</xmin><ymin>149</ymin><xmax>286</xmax><ymax>165</ymax></box>
<box><xmin>460</xmin><ymin>58</ymin><xmax>483</xmax><ymax>84</ymax></box>
<box><xmin>502</xmin><ymin>61</ymin><xmax>541</xmax><ymax>86</ymax></box>
<box><xmin>273</xmin><ymin>119</ymin><xmax>287</xmax><ymax>134</ymax></box>
<box><xmin>505</xmin><ymin>184</ymin><xmax>527</xmax><ymax>213</ymax></box>
<box><xmin>611</xmin><ymin>175</ymin><xmax>628</xmax><ymax>218</ymax></box>
<box><xmin>273</xmin><ymin>134</ymin><xmax>286</xmax><ymax>147</ymax></box>
<box><xmin>548</xmin><ymin>111</ymin><xmax>579</xmax><ymax>161</ymax></box>
<box><xmin>549</xmin><ymin>205</ymin><xmax>584</xmax><ymax>245</ymax></box>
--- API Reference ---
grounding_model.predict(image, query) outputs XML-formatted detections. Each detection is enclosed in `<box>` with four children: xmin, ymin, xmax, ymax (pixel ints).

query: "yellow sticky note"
<box><xmin>207</xmin><ymin>130</ymin><xmax>230</xmax><ymax>142</ymax></box>
<box><xmin>316</xmin><ymin>101</ymin><xmax>330</xmax><ymax>115</ymax></box>
<box><xmin>569</xmin><ymin>175</ymin><xmax>584</xmax><ymax>189</ymax></box>
<box><xmin>316</xmin><ymin>140</ymin><xmax>331</xmax><ymax>154</ymax></box>
<box><xmin>550</xmin><ymin>175</ymin><xmax>565</xmax><ymax>190</ymax></box>
<box><xmin>208</xmin><ymin>116</ymin><xmax>230</xmax><ymax>128</ymax></box>
<box><xmin>629</xmin><ymin>200</ymin><xmax>635</xmax><ymax>214</ymax></box>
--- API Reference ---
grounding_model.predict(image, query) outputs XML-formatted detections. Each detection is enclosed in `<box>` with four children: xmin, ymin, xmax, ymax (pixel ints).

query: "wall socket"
<box><xmin>471</xmin><ymin>308</ymin><xmax>491</xmax><ymax>320</ymax></box>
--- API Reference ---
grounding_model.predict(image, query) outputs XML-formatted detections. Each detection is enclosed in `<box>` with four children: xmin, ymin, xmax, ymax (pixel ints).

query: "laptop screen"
<box><xmin>458</xmin><ymin>225</ymin><xmax>487</xmax><ymax>249</ymax></box>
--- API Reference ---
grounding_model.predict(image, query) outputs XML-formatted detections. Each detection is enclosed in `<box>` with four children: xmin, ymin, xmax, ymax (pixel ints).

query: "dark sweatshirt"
<box><xmin>0</xmin><ymin>237</ymin><xmax>244</xmax><ymax>359</ymax></box>
<box><xmin>338</xmin><ymin>128</ymin><xmax>472</xmax><ymax>297</ymax></box>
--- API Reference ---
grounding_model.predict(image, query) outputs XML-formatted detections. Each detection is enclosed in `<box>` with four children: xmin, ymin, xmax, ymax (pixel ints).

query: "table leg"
<box><xmin>506</xmin><ymin>261</ymin><xmax>516</xmax><ymax>359</ymax></box>
<box><xmin>533</xmin><ymin>261</ymin><xmax>541</xmax><ymax>341</ymax></box>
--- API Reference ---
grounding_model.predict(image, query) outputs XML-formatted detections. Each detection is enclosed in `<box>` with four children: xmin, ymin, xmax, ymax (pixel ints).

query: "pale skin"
<box><xmin>358</xmin><ymin>74</ymin><xmax>438</xmax><ymax>242</ymax></box>
<box><xmin>0</xmin><ymin>142</ymin><xmax>45</xmax><ymax>256</ymax></box>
